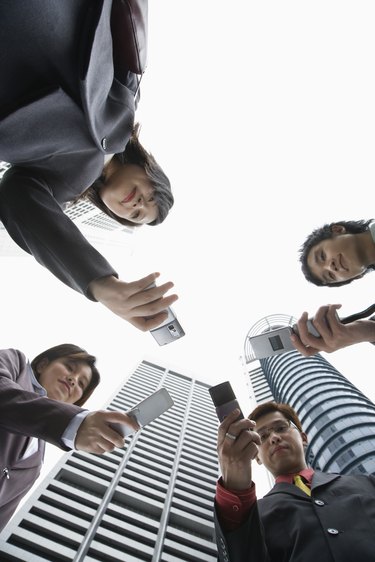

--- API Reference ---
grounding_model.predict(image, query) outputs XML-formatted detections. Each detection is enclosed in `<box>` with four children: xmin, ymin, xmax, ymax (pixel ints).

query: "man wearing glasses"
<box><xmin>214</xmin><ymin>401</ymin><xmax>375</xmax><ymax>562</ymax></box>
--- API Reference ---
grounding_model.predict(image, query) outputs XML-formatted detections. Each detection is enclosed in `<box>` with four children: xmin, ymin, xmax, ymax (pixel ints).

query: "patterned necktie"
<box><xmin>293</xmin><ymin>474</ymin><xmax>311</xmax><ymax>496</ymax></box>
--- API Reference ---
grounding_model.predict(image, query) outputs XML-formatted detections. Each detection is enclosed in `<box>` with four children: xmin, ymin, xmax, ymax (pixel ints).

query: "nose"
<box><xmin>133</xmin><ymin>195</ymin><xmax>144</xmax><ymax>208</ymax></box>
<box><xmin>269</xmin><ymin>430</ymin><xmax>282</xmax><ymax>444</ymax></box>
<box><xmin>328</xmin><ymin>257</ymin><xmax>338</xmax><ymax>272</ymax></box>
<box><xmin>67</xmin><ymin>375</ymin><xmax>76</xmax><ymax>386</ymax></box>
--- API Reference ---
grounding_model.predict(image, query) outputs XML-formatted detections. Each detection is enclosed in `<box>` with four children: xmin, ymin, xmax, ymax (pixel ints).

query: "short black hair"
<box><xmin>299</xmin><ymin>219</ymin><xmax>374</xmax><ymax>286</ymax></box>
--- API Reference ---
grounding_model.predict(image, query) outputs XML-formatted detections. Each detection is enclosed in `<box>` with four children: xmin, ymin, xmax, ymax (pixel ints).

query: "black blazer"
<box><xmin>215</xmin><ymin>471</ymin><xmax>375</xmax><ymax>562</ymax></box>
<box><xmin>0</xmin><ymin>0</ymin><xmax>140</xmax><ymax>296</ymax></box>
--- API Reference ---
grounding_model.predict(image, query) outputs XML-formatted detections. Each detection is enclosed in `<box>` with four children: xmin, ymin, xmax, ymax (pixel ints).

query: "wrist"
<box><xmin>88</xmin><ymin>275</ymin><xmax>117</xmax><ymax>299</ymax></box>
<box><xmin>221</xmin><ymin>465</ymin><xmax>252</xmax><ymax>491</ymax></box>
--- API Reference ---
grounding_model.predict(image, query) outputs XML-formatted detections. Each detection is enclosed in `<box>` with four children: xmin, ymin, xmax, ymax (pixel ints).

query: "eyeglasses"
<box><xmin>257</xmin><ymin>419</ymin><xmax>299</xmax><ymax>444</ymax></box>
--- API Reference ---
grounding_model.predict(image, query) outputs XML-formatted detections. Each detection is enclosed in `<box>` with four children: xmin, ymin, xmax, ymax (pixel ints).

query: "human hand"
<box><xmin>290</xmin><ymin>304</ymin><xmax>375</xmax><ymax>356</ymax></box>
<box><xmin>75</xmin><ymin>410</ymin><xmax>140</xmax><ymax>454</ymax></box>
<box><xmin>217</xmin><ymin>409</ymin><xmax>260</xmax><ymax>491</ymax></box>
<box><xmin>88</xmin><ymin>272</ymin><xmax>178</xmax><ymax>331</ymax></box>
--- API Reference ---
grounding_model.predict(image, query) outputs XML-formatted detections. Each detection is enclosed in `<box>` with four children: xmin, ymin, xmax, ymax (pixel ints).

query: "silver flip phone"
<box><xmin>249</xmin><ymin>321</ymin><xmax>320</xmax><ymax>359</ymax></box>
<box><xmin>249</xmin><ymin>326</ymin><xmax>296</xmax><ymax>359</ymax></box>
<box><xmin>146</xmin><ymin>283</ymin><xmax>185</xmax><ymax>346</ymax></box>
<box><xmin>110</xmin><ymin>387</ymin><xmax>174</xmax><ymax>437</ymax></box>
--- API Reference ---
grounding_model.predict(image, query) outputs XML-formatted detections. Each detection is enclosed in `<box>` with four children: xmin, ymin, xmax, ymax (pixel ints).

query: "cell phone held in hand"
<box><xmin>208</xmin><ymin>381</ymin><xmax>244</xmax><ymax>422</ymax></box>
<box><xmin>146</xmin><ymin>282</ymin><xmax>185</xmax><ymax>346</ymax></box>
<box><xmin>249</xmin><ymin>321</ymin><xmax>320</xmax><ymax>360</ymax></box>
<box><xmin>150</xmin><ymin>305</ymin><xmax>185</xmax><ymax>346</ymax></box>
<box><xmin>111</xmin><ymin>387</ymin><xmax>174</xmax><ymax>437</ymax></box>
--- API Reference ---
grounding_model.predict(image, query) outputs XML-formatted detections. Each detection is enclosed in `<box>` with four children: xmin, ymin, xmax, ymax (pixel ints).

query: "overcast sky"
<box><xmin>3</xmin><ymin>1</ymin><xmax>375</xmax><ymax>508</ymax></box>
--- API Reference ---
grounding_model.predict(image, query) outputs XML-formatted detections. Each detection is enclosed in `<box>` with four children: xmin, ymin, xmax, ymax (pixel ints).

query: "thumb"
<box><xmin>102</xmin><ymin>410</ymin><xmax>140</xmax><ymax>431</ymax></box>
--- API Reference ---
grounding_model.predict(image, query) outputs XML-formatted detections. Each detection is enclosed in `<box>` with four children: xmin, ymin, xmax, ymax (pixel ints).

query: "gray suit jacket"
<box><xmin>0</xmin><ymin>0</ymin><xmax>139</xmax><ymax>296</ymax></box>
<box><xmin>215</xmin><ymin>471</ymin><xmax>375</xmax><ymax>562</ymax></box>
<box><xmin>0</xmin><ymin>348</ymin><xmax>84</xmax><ymax>531</ymax></box>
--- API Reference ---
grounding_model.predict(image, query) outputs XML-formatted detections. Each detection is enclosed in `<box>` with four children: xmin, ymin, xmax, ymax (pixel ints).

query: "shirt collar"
<box><xmin>275</xmin><ymin>467</ymin><xmax>315</xmax><ymax>485</ymax></box>
<box><xmin>28</xmin><ymin>362</ymin><xmax>47</xmax><ymax>396</ymax></box>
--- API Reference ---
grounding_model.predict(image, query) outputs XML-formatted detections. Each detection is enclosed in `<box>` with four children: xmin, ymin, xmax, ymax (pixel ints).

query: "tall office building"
<box><xmin>243</xmin><ymin>314</ymin><xmax>375</xmax><ymax>475</ymax></box>
<box><xmin>0</xmin><ymin>361</ymin><xmax>219</xmax><ymax>561</ymax></box>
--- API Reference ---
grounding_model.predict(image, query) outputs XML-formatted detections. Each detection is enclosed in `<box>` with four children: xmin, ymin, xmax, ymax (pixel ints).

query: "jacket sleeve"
<box><xmin>0</xmin><ymin>166</ymin><xmax>118</xmax><ymax>299</ymax></box>
<box><xmin>0</xmin><ymin>348</ymin><xmax>85</xmax><ymax>450</ymax></box>
<box><xmin>214</xmin><ymin>501</ymin><xmax>270</xmax><ymax>562</ymax></box>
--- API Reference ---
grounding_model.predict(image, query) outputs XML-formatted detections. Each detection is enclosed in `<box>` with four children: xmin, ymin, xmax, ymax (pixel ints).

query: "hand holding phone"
<box><xmin>110</xmin><ymin>387</ymin><xmax>174</xmax><ymax>437</ymax></box>
<box><xmin>144</xmin><ymin>282</ymin><xmax>185</xmax><ymax>346</ymax></box>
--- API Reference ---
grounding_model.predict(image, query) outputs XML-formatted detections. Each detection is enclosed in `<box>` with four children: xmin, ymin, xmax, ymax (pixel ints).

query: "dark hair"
<box><xmin>299</xmin><ymin>219</ymin><xmax>374</xmax><ymax>287</ymax></box>
<box><xmin>31</xmin><ymin>344</ymin><xmax>100</xmax><ymax>407</ymax></box>
<box><xmin>249</xmin><ymin>401</ymin><xmax>303</xmax><ymax>432</ymax></box>
<box><xmin>80</xmin><ymin>124</ymin><xmax>173</xmax><ymax>227</ymax></box>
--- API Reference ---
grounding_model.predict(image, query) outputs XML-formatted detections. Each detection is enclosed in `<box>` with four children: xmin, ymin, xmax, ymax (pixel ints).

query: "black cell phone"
<box><xmin>208</xmin><ymin>381</ymin><xmax>244</xmax><ymax>422</ymax></box>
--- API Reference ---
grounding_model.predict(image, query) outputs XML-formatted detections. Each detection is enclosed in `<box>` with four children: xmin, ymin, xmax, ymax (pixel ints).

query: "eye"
<box><xmin>148</xmin><ymin>195</ymin><xmax>155</xmax><ymax>203</ymax></box>
<box><xmin>65</xmin><ymin>362</ymin><xmax>73</xmax><ymax>372</ymax></box>
<box><xmin>320</xmin><ymin>250</ymin><xmax>325</xmax><ymax>262</ymax></box>
<box><xmin>276</xmin><ymin>424</ymin><xmax>288</xmax><ymax>433</ymax></box>
<box><xmin>131</xmin><ymin>211</ymin><xmax>140</xmax><ymax>220</ymax></box>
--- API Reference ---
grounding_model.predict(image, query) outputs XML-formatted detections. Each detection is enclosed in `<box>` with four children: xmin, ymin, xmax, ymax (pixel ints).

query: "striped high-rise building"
<box><xmin>243</xmin><ymin>314</ymin><xmax>375</xmax><ymax>475</ymax></box>
<box><xmin>0</xmin><ymin>361</ymin><xmax>219</xmax><ymax>561</ymax></box>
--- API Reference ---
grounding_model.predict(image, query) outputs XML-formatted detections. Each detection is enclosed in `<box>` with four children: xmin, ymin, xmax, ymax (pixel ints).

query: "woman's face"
<box><xmin>307</xmin><ymin>232</ymin><xmax>366</xmax><ymax>284</ymax></box>
<box><xmin>37</xmin><ymin>358</ymin><xmax>92</xmax><ymax>405</ymax></box>
<box><xmin>99</xmin><ymin>164</ymin><xmax>158</xmax><ymax>225</ymax></box>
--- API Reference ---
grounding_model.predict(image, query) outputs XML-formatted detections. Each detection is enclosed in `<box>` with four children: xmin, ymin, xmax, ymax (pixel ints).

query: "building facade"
<box><xmin>244</xmin><ymin>315</ymin><xmax>375</xmax><ymax>475</ymax></box>
<box><xmin>0</xmin><ymin>361</ymin><xmax>219</xmax><ymax>561</ymax></box>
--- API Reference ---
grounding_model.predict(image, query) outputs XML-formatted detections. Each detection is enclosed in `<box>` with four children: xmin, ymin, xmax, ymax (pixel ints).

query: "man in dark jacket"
<box><xmin>214</xmin><ymin>401</ymin><xmax>375</xmax><ymax>562</ymax></box>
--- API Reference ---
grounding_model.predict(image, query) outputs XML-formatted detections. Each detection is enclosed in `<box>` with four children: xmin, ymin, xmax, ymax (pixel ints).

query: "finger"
<box><xmin>326</xmin><ymin>304</ymin><xmax>342</xmax><ymax>326</ymax></box>
<box><xmin>133</xmin><ymin>272</ymin><xmax>161</xmax><ymax>292</ymax></box>
<box><xmin>234</xmin><ymin>427</ymin><xmax>261</xmax><ymax>449</ymax></box>
<box><xmin>132</xmin><ymin>294</ymin><xmax>179</xmax><ymax>321</ymax></box>
<box><xmin>219</xmin><ymin>415</ymin><xmax>255</xmax><ymax>444</ymax></box>
<box><xmin>141</xmin><ymin>281</ymin><xmax>175</xmax><ymax>301</ymax></box>
<box><xmin>312</xmin><ymin>305</ymin><xmax>331</xmax><ymax>336</ymax></box>
<box><xmin>290</xmin><ymin>332</ymin><xmax>319</xmax><ymax>356</ymax></box>
<box><xmin>218</xmin><ymin>409</ymin><xmax>242</xmax><ymax>438</ymax></box>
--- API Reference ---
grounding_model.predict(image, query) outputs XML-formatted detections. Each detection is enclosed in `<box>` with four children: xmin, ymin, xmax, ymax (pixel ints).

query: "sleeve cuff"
<box><xmin>215</xmin><ymin>477</ymin><xmax>256</xmax><ymax>531</ymax></box>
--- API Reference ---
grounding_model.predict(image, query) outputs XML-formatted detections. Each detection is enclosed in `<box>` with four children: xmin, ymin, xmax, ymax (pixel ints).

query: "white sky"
<box><xmin>3</xmin><ymin>0</ymin><xmax>375</xmax><ymax>510</ymax></box>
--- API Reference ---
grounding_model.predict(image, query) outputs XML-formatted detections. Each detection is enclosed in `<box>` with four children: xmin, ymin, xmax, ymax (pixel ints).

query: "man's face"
<box><xmin>307</xmin><ymin>229</ymin><xmax>366</xmax><ymax>285</ymax></box>
<box><xmin>255</xmin><ymin>412</ymin><xmax>308</xmax><ymax>477</ymax></box>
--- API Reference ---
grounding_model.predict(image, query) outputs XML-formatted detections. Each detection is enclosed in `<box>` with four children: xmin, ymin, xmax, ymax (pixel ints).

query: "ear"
<box><xmin>301</xmin><ymin>431</ymin><xmax>308</xmax><ymax>449</ymax></box>
<box><xmin>330</xmin><ymin>224</ymin><xmax>346</xmax><ymax>235</ymax></box>
<box><xmin>35</xmin><ymin>358</ymin><xmax>49</xmax><ymax>375</ymax></box>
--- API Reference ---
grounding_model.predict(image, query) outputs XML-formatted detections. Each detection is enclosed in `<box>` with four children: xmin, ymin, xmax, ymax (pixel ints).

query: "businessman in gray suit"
<box><xmin>214</xmin><ymin>401</ymin><xmax>375</xmax><ymax>562</ymax></box>
<box><xmin>0</xmin><ymin>0</ymin><xmax>177</xmax><ymax>331</ymax></box>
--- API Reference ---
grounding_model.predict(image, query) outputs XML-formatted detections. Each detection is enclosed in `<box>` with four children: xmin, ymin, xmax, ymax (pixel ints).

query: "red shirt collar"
<box><xmin>275</xmin><ymin>467</ymin><xmax>314</xmax><ymax>485</ymax></box>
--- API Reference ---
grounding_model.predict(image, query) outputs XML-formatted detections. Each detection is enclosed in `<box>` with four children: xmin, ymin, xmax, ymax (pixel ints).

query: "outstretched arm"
<box><xmin>0</xmin><ymin>168</ymin><xmax>177</xmax><ymax>331</ymax></box>
<box><xmin>291</xmin><ymin>304</ymin><xmax>375</xmax><ymax>356</ymax></box>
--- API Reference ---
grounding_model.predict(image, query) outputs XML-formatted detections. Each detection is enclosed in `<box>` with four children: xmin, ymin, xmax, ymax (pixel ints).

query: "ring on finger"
<box><xmin>225</xmin><ymin>432</ymin><xmax>237</xmax><ymax>441</ymax></box>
